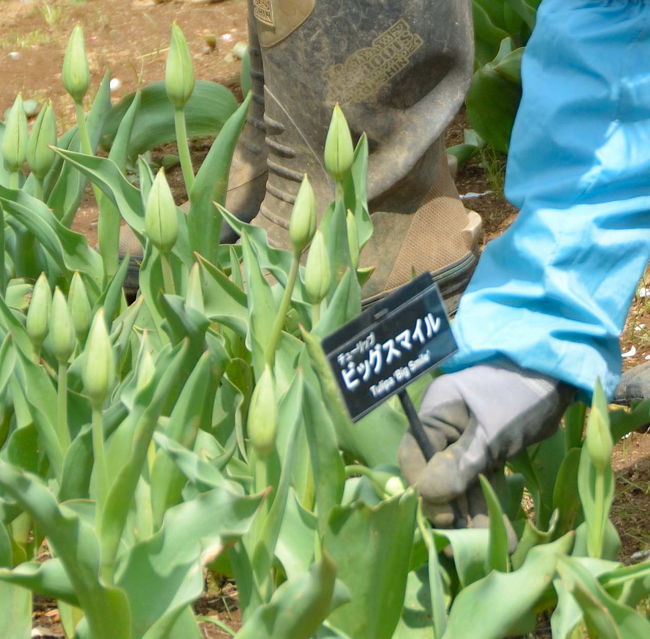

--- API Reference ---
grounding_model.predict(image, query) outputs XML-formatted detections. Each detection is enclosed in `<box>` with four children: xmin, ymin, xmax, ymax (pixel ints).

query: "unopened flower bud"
<box><xmin>324</xmin><ymin>104</ymin><xmax>354</xmax><ymax>181</ymax></box>
<box><xmin>585</xmin><ymin>383</ymin><xmax>613</xmax><ymax>472</ymax></box>
<box><xmin>63</xmin><ymin>25</ymin><xmax>90</xmax><ymax>104</ymax></box>
<box><xmin>304</xmin><ymin>230</ymin><xmax>331</xmax><ymax>303</ymax></box>
<box><xmin>2</xmin><ymin>94</ymin><xmax>28</xmax><ymax>173</ymax></box>
<box><xmin>165</xmin><ymin>23</ymin><xmax>195</xmax><ymax>110</ymax></box>
<box><xmin>289</xmin><ymin>176</ymin><xmax>316</xmax><ymax>253</ymax></box>
<box><xmin>27</xmin><ymin>101</ymin><xmax>57</xmax><ymax>179</ymax></box>
<box><xmin>26</xmin><ymin>273</ymin><xmax>51</xmax><ymax>349</ymax></box>
<box><xmin>346</xmin><ymin>209</ymin><xmax>359</xmax><ymax>269</ymax></box>
<box><xmin>145</xmin><ymin>168</ymin><xmax>178</xmax><ymax>254</ymax></box>
<box><xmin>82</xmin><ymin>309</ymin><xmax>115</xmax><ymax>407</ymax></box>
<box><xmin>49</xmin><ymin>288</ymin><xmax>76</xmax><ymax>363</ymax></box>
<box><xmin>68</xmin><ymin>272</ymin><xmax>91</xmax><ymax>340</ymax></box>
<box><xmin>247</xmin><ymin>365</ymin><xmax>278</xmax><ymax>458</ymax></box>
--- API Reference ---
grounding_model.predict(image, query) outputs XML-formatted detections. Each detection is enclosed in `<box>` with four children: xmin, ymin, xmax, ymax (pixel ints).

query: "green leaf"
<box><xmin>0</xmin><ymin>462</ymin><xmax>132</xmax><ymax>639</ymax></box>
<box><xmin>235</xmin><ymin>553</ymin><xmax>345</xmax><ymax>639</ymax></box>
<box><xmin>99</xmin><ymin>341</ymin><xmax>191</xmax><ymax>576</ymax></box>
<box><xmin>117</xmin><ymin>485</ymin><xmax>262</xmax><ymax>638</ymax></box>
<box><xmin>0</xmin><ymin>559</ymin><xmax>78</xmax><ymax>606</ymax></box>
<box><xmin>558</xmin><ymin>556</ymin><xmax>650</xmax><ymax>639</ymax></box>
<box><xmin>442</xmin><ymin>534</ymin><xmax>575</xmax><ymax>639</ymax></box>
<box><xmin>324</xmin><ymin>492</ymin><xmax>418</xmax><ymax>639</ymax></box>
<box><xmin>0</xmin><ymin>582</ymin><xmax>31</xmax><ymax>639</ymax></box>
<box><xmin>301</xmin><ymin>370</ymin><xmax>345</xmax><ymax>532</ymax></box>
<box><xmin>466</xmin><ymin>41</ymin><xmax>523</xmax><ymax>153</ymax></box>
<box><xmin>101</xmin><ymin>81</ymin><xmax>238</xmax><ymax>160</ymax></box>
<box><xmin>0</xmin><ymin>185</ymin><xmax>103</xmax><ymax>289</ymax></box>
<box><xmin>198</xmin><ymin>255</ymin><xmax>249</xmax><ymax>337</ymax></box>
<box><xmin>240</xmin><ymin>231</ymin><xmax>278</xmax><ymax>374</ymax></box>
<box><xmin>479</xmin><ymin>474</ymin><xmax>510</xmax><ymax>573</ymax></box>
<box><xmin>188</xmin><ymin>92</ymin><xmax>251</xmax><ymax>263</ymax></box>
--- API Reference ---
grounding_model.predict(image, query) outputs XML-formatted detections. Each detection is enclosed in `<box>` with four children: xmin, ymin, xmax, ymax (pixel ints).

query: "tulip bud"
<box><xmin>2</xmin><ymin>94</ymin><xmax>28</xmax><ymax>173</ymax></box>
<box><xmin>165</xmin><ymin>23</ymin><xmax>195</xmax><ymax>110</ymax></box>
<box><xmin>68</xmin><ymin>272</ymin><xmax>91</xmax><ymax>340</ymax></box>
<box><xmin>585</xmin><ymin>383</ymin><xmax>613</xmax><ymax>472</ymax></box>
<box><xmin>303</xmin><ymin>230</ymin><xmax>331</xmax><ymax>303</ymax></box>
<box><xmin>145</xmin><ymin>169</ymin><xmax>178</xmax><ymax>254</ymax></box>
<box><xmin>289</xmin><ymin>176</ymin><xmax>316</xmax><ymax>253</ymax></box>
<box><xmin>324</xmin><ymin>104</ymin><xmax>354</xmax><ymax>181</ymax></box>
<box><xmin>26</xmin><ymin>101</ymin><xmax>57</xmax><ymax>180</ymax></box>
<box><xmin>82</xmin><ymin>309</ymin><xmax>115</xmax><ymax>407</ymax></box>
<box><xmin>186</xmin><ymin>263</ymin><xmax>204</xmax><ymax>313</ymax></box>
<box><xmin>247</xmin><ymin>365</ymin><xmax>278</xmax><ymax>458</ymax></box>
<box><xmin>346</xmin><ymin>209</ymin><xmax>359</xmax><ymax>269</ymax></box>
<box><xmin>49</xmin><ymin>288</ymin><xmax>76</xmax><ymax>364</ymax></box>
<box><xmin>62</xmin><ymin>25</ymin><xmax>90</xmax><ymax>104</ymax></box>
<box><xmin>26</xmin><ymin>273</ymin><xmax>51</xmax><ymax>349</ymax></box>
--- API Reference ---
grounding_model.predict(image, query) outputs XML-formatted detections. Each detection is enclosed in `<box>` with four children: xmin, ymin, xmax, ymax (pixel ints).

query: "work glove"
<box><xmin>399</xmin><ymin>360</ymin><xmax>575</xmax><ymax>528</ymax></box>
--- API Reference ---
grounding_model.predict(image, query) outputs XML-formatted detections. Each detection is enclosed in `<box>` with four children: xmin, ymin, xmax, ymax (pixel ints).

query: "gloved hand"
<box><xmin>399</xmin><ymin>360</ymin><xmax>575</xmax><ymax>528</ymax></box>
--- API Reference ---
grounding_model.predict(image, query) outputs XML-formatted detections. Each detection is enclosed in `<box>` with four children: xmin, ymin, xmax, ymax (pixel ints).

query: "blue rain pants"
<box><xmin>447</xmin><ymin>0</ymin><xmax>650</xmax><ymax>399</ymax></box>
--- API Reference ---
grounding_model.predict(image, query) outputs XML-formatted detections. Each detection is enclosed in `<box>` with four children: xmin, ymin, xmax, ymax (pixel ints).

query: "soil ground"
<box><xmin>0</xmin><ymin>1</ymin><xmax>648</xmax><ymax>637</ymax></box>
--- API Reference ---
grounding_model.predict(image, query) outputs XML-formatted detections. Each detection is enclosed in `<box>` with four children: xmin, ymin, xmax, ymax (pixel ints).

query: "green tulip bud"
<box><xmin>289</xmin><ymin>175</ymin><xmax>316</xmax><ymax>253</ymax></box>
<box><xmin>247</xmin><ymin>365</ymin><xmax>278</xmax><ymax>458</ymax></box>
<box><xmin>145</xmin><ymin>168</ymin><xmax>178</xmax><ymax>254</ymax></box>
<box><xmin>2</xmin><ymin>94</ymin><xmax>28</xmax><ymax>173</ymax></box>
<box><xmin>82</xmin><ymin>309</ymin><xmax>115</xmax><ymax>407</ymax></box>
<box><xmin>303</xmin><ymin>230</ymin><xmax>331</xmax><ymax>303</ymax></box>
<box><xmin>585</xmin><ymin>384</ymin><xmax>613</xmax><ymax>472</ymax></box>
<box><xmin>324</xmin><ymin>104</ymin><xmax>354</xmax><ymax>181</ymax></box>
<box><xmin>186</xmin><ymin>263</ymin><xmax>204</xmax><ymax>313</ymax></box>
<box><xmin>49</xmin><ymin>288</ymin><xmax>76</xmax><ymax>364</ymax></box>
<box><xmin>26</xmin><ymin>273</ymin><xmax>51</xmax><ymax>349</ymax></box>
<box><xmin>165</xmin><ymin>23</ymin><xmax>195</xmax><ymax>109</ymax></box>
<box><xmin>346</xmin><ymin>209</ymin><xmax>359</xmax><ymax>269</ymax></box>
<box><xmin>68</xmin><ymin>272</ymin><xmax>91</xmax><ymax>340</ymax></box>
<box><xmin>26</xmin><ymin>101</ymin><xmax>57</xmax><ymax>179</ymax></box>
<box><xmin>62</xmin><ymin>25</ymin><xmax>90</xmax><ymax>104</ymax></box>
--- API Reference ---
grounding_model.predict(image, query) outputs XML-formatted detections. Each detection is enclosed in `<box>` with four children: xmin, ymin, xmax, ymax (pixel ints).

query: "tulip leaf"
<box><xmin>479</xmin><ymin>474</ymin><xmax>510</xmax><ymax>573</ymax></box>
<box><xmin>189</xmin><ymin>92</ymin><xmax>251</xmax><ymax>263</ymax></box>
<box><xmin>0</xmin><ymin>185</ymin><xmax>103</xmax><ymax>290</ymax></box>
<box><xmin>235</xmin><ymin>553</ymin><xmax>345</xmax><ymax>639</ymax></box>
<box><xmin>442</xmin><ymin>534</ymin><xmax>574</xmax><ymax>639</ymax></box>
<box><xmin>0</xmin><ymin>582</ymin><xmax>31</xmax><ymax>639</ymax></box>
<box><xmin>324</xmin><ymin>492</ymin><xmax>418</xmax><ymax>639</ymax></box>
<box><xmin>0</xmin><ymin>462</ymin><xmax>132</xmax><ymax>639</ymax></box>
<box><xmin>101</xmin><ymin>80</ymin><xmax>238</xmax><ymax>160</ymax></box>
<box><xmin>0</xmin><ymin>559</ymin><xmax>78</xmax><ymax>606</ymax></box>
<box><xmin>117</xmin><ymin>485</ymin><xmax>262</xmax><ymax>638</ymax></box>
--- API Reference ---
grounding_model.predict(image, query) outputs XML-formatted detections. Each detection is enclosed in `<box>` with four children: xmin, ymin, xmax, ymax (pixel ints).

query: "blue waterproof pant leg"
<box><xmin>447</xmin><ymin>0</ymin><xmax>650</xmax><ymax>399</ymax></box>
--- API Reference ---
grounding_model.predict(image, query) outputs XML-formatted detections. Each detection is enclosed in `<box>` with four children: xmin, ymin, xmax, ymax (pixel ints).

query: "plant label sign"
<box><xmin>322</xmin><ymin>272</ymin><xmax>457</xmax><ymax>421</ymax></box>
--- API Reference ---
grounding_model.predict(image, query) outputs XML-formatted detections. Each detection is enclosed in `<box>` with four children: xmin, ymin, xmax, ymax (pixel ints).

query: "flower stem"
<box><xmin>91</xmin><ymin>405</ymin><xmax>108</xmax><ymax>520</ymax></box>
<box><xmin>174</xmin><ymin>107</ymin><xmax>194</xmax><ymax>195</ymax></box>
<box><xmin>56</xmin><ymin>363</ymin><xmax>71</xmax><ymax>454</ymax></box>
<box><xmin>265</xmin><ymin>250</ymin><xmax>300</xmax><ymax>367</ymax></box>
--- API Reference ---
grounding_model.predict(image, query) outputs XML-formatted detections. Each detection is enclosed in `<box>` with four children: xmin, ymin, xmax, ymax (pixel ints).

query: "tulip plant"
<box><xmin>0</xmin><ymin>21</ymin><xmax>647</xmax><ymax>639</ymax></box>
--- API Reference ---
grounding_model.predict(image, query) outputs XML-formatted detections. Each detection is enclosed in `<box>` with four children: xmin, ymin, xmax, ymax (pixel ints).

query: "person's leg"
<box><xmin>447</xmin><ymin>0</ymin><xmax>650</xmax><ymax>399</ymax></box>
<box><xmin>249</xmin><ymin>0</ymin><xmax>482</xmax><ymax>306</ymax></box>
<box><xmin>400</xmin><ymin>0</ymin><xmax>650</xmax><ymax>518</ymax></box>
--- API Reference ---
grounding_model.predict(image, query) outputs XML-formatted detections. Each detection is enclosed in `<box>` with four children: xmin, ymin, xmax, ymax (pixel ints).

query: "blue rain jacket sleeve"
<box><xmin>446</xmin><ymin>0</ymin><xmax>650</xmax><ymax>399</ymax></box>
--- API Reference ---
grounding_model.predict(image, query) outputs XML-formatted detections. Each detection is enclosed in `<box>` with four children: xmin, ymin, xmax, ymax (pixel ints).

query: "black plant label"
<box><xmin>322</xmin><ymin>273</ymin><xmax>457</xmax><ymax>421</ymax></box>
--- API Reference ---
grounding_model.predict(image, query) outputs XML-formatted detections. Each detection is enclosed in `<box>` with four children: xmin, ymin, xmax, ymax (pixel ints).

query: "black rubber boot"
<box><xmin>220</xmin><ymin>0</ymin><xmax>268</xmax><ymax>242</ymax></box>
<box><xmin>251</xmin><ymin>0</ymin><xmax>482</xmax><ymax>308</ymax></box>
